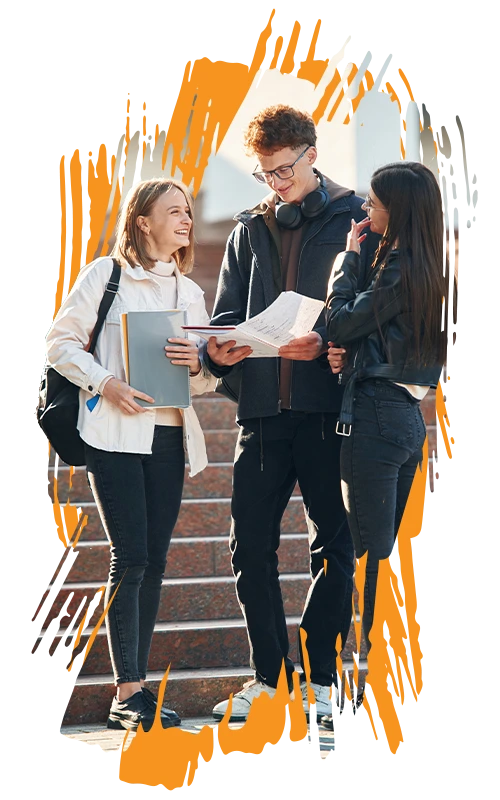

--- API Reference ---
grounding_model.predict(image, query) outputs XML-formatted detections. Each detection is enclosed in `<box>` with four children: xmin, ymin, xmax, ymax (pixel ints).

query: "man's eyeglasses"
<box><xmin>252</xmin><ymin>145</ymin><xmax>311</xmax><ymax>184</ymax></box>
<box><xmin>361</xmin><ymin>194</ymin><xmax>386</xmax><ymax>211</ymax></box>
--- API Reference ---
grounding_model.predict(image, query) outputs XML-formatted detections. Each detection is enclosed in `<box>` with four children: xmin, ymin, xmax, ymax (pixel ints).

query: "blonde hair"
<box><xmin>111</xmin><ymin>177</ymin><xmax>195</xmax><ymax>273</ymax></box>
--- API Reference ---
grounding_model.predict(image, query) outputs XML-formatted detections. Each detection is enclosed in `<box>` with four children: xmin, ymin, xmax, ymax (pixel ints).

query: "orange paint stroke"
<box><xmin>121</xmin><ymin>664</ymin><xmax>306</xmax><ymax>790</ymax></box>
<box><xmin>143</xmin><ymin>103</ymin><xmax>147</xmax><ymax>159</ymax></box>
<box><xmin>125</xmin><ymin>96</ymin><xmax>130</xmax><ymax>158</ymax></box>
<box><xmin>335</xmin><ymin>632</ymin><xmax>343</xmax><ymax>698</ymax></box>
<box><xmin>297</xmin><ymin>19</ymin><xmax>328</xmax><ymax>86</ymax></box>
<box><xmin>386</xmin><ymin>81</ymin><xmax>401</xmax><ymax>113</ymax></box>
<box><xmin>299</xmin><ymin>627</ymin><xmax>314</xmax><ymax>706</ymax></box>
<box><xmin>100</xmin><ymin>156</ymin><xmax>122</xmax><ymax>258</ymax></box>
<box><xmin>86</xmin><ymin>144</ymin><xmax>112</xmax><ymax>264</ymax></box>
<box><xmin>270</xmin><ymin>36</ymin><xmax>283</xmax><ymax>69</ymax></box>
<box><xmin>352</xmin><ymin>653</ymin><xmax>359</xmax><ymax>686</ymax></box>
<box><xmin>344</xmin><ymin>69</ymin><xmax>375</xmax><ymax>125</ymax></box>
<box><xmin>436</xmin><ymin>382</ymin><xmax>452</xmax><ymax>458</ymax></box>
<box><xmin>312</xmin><ymin>67</ymin><xmax>341</xmax><ymax>124</ymax></box>
<box><xmin>160</xmin><ymin>11</ymin><xmax>272</xmax><ymax>194</ymax></box>
<box><xmin>399</xmin><ymin>68</ymin><xmax>415</xmax><ymax>101</ymax></box>
<box><xmin>364</xmin><ymin>439</ymin><xmax>429</xmax><ymax>752</ymax></box>
<box><xmin>53</xmin><ymin>158</ymin><xmax>66</xmax><ymax>319</ymax></box>
<box><xmin>328</xmin><ymin>63</ymin><xmax>357</xmax><ymax>123</ymax></box>
<box><xmin>154</xmin><ymin>123</ymin><xmax>159</xmax><ymax>145</ymax></box>
<box><xmin>68</xmin><ymin>150</ymin><xmax>83</xmax><ymax>294</ymax></box>
<box><xmin>219</xmin><ymin>667</ymin><xmax>306</xmax><ymax>754</ymax></box>
<box><xmin>68</xmin><ymin>578</ymin><xmax>123</xmax><ymax>671</ymax></box>
<box><xmin>280</xmin><ymin>20</ymin><xmax>300</xmax><ymax>74</ymax></box>
<box><xmin>52</xmin><ymin>478</ymin><xmax>88</xmax><ymax>548</ymax></box>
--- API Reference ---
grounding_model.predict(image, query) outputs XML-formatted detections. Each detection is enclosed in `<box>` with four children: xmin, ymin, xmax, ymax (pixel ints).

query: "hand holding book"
<box><xmin>165</xmin><ymin>337</ymin><xmax>202</xmax><ymax>375</ymax></box>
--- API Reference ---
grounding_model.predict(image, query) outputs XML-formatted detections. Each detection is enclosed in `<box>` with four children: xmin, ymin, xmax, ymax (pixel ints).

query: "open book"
<box><xmin>183</xmin><ymin>291</ymin><xmax>325</xmax><ymax>358</ymax></box>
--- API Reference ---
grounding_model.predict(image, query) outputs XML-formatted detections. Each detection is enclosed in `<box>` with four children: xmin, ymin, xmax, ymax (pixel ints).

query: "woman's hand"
<box><xmin>165</xmin><ymin>337</ymin><xmax>202</xmax><ymax>375</ymax></box>
<box><xmin>102</xmin><ymin>378</ymin><xmax>154</xmax><ymax>414</ymax></box>
<box><xmin>207</xmin><ymin>336</ymin><xmax>253</xmax><ymax>366</ymax></box>
<box><xmin>327</xmin><ymin>342</ymin><xmax>347</xmax><ymax>374</ymax></box>
<box><xmin>346</xmin><ymin>217</ymin><xmax>371</xmax><ymax>253</ymax></box>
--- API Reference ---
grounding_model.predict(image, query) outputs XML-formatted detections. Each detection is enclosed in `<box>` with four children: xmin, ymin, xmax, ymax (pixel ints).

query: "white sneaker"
<box><xmin>212</xmin><ymin>679</ymin><xmax>276</xmax><ymax>721</ymax></box>
<box><xmin>300</xmin><ymin>682</ymin><xmax>333</xmax><ymax>722</ymax></box>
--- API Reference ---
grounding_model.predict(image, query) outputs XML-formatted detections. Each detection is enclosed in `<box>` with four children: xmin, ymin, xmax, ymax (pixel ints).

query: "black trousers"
<box><xmin>230</xmin><ymin>411</ymin><xmax>354</xmax><ymax>688</ymax></box>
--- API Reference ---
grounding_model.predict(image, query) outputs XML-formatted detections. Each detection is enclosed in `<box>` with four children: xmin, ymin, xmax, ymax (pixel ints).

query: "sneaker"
<box><xmin>212</xmin><ymin>679</ymin><xmax>276</xmax><ymax>721</ymax></box>
<box><xmin>300</xmin><ymin>682</ymin><xmax>332</xmax><ymax>722</ymax></box>
<box><xmin>107</xmin><ymin>690</ymin><xmax>175</xmax><ymax>732</ymax></box>
<box><xmin>141</xmin><ymin>687</ymin><xmax>181</xmax><ymax>726</ymax></box>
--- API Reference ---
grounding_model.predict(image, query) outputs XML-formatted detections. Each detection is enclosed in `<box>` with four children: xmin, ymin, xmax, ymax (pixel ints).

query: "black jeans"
<box><xmin>340</xmin><ymin>380</ymin><xmax>426</xmax><ymax>649</ymax></box>
<box><xmin>84</xmin><ymin>426</ymin><xmax>185</xmax><ymax>684</ymax></box>
<box><xmin>230</xmin><ymin>411</ymin><xmax>354</xmax><ymax>689</ymax></box>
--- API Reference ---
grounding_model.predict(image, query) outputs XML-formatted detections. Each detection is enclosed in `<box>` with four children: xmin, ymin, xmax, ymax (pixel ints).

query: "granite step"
<box><xmin>49</xmin><ymin>463</ymin><xmax>301</xmax><ymax>503</ymax></box>
<box><xmin>32</xmin><ymin>573</ymin><xmax>358</xmax><ymax>631</ymax></box>
<box><xmin>62</xmin><ymin>615</ymin><xmax>365</xmax><ymax>675</ymax></box>
<box><xmin>64</xmin><ymin>663</ymin><xmax>368</xmax><ymax>725</ymax></box>
<box><xmin>73</xmin><ymin>496</ymin><xmax>307</xmax><ymax>542</ymax></box>
<box><xmin>66</xmin><ymin>532</ymin><xmax>311</xmax><ymax>583</ymax></box>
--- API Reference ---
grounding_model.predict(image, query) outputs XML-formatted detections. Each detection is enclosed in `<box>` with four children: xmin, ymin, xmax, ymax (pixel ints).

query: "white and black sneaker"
<box><xmin>212</xmin><ymin>679</ymin><xmax>277</xmax><ymax>722</ymax></box>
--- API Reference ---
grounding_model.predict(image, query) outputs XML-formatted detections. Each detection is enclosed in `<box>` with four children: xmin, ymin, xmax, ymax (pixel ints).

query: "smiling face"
<box><xmin>362</xmin><ymin>188</ymin><xmax>389</xmax><ymax>235</ymax></box>
<box><xmin>254</xmin><ymin>145</ymin><xmax>319</xmax><ymax>205</ymax></box>
<box><xmin>137</xmin><ymin>187</ymin><xmax>192</xmax><ymax>261</ymax></box>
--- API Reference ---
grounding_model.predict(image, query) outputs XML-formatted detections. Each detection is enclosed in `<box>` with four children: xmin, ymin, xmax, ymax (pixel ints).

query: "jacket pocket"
<box><xmin>375</xmin><ymin>399</ymin><xmax>413</xmax><ymax>445</ymax></box>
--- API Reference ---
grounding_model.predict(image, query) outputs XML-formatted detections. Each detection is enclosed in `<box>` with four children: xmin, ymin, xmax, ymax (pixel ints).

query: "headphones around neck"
<box><xmin>275</xmin><ymin>169</ymin><xmax>330</xmax><ymax>230</ymax></box>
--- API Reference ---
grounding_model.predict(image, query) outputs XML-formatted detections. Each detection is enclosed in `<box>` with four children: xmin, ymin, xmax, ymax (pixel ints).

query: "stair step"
<box><xmin>39</xmin><ymin>573</ymin><xmax>321</xmax><ymax>630</ymax></box>
<box><xmin>54</xmin><ymin>615</ymin><xmax>364</xmax><ymax>675</ymax></box>
<box><xmin>50</xmin><ymin>463</ymin><xmax>301</xmax><ymax>503</ymax></box>
<box><xmin>75</xmin><ymin>496</ymin><xmax>307</xmax><ymax>542</ymax></box>
<box><xmin>191</xmin><ymin>397</ymin><xmax>236</xmax><ymax>430</ymax></box>
<box><xmin>66</xmin><ymin>532</ymin><xmax>311</xmax><ymax>583</ymax></box>
<box><xmin>63</xmin><ymin>663</ymin><xmax>367</xmax><ymax>725</ymax></box>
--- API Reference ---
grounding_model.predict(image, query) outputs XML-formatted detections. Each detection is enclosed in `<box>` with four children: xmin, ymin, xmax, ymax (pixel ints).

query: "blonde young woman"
<box><xmin>46</xmin><ymin>178</ymin><xmax>217</xmax><ymax>731</ymax></box>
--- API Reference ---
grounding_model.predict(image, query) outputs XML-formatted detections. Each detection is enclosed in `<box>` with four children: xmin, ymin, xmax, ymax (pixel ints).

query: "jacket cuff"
<box><xmin>85</xmin><ymin>364</ymin><xmax>115</xmax><ymax>395</ymax></box>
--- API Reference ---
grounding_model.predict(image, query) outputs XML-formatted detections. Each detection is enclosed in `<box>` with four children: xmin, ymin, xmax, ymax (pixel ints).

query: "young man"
<box><xmin>204</xmin><ymin>105</ymin><xmax>378</xmax><ymax>722</ymax></box>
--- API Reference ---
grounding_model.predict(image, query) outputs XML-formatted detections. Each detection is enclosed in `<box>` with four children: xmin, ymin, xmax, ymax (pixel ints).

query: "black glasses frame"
<box><xmin>252</xmin><ymin>145</ymin><xmax>311</xmax><ymax>184</ymax></box>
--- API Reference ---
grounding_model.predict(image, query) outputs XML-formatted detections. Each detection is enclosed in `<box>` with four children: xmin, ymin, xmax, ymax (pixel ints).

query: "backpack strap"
<box><xmin>88</xmin><ymin>259</ymin><xmax>122</xmax><ymax>355</ymax></box>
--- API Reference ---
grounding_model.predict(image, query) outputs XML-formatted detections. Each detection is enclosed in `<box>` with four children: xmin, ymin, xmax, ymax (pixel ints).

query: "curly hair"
<box><xmin>243</xmin><ymin>105</ymin><xmax>317</xmax><ymax>155</ymax></box>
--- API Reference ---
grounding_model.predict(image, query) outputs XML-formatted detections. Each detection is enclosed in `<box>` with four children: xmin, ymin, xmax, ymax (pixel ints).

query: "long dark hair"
<box><xmin>370</xmin><ymin>161</ymin><xmax>447</xmax><ymax>366</ymax></box>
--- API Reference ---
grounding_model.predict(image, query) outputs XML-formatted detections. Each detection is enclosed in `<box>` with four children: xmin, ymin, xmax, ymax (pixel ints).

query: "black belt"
<box><xmin>336</xmin><ymin>371</ymin><xmax>358</xmax><ymax>437</ymax></box>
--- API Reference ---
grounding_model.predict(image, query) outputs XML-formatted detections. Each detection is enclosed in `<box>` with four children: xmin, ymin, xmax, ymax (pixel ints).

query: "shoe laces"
<box><xmin>236</xmin><ymin>679</ymin><xmax>272</xmax><ymax>698</ymax></box>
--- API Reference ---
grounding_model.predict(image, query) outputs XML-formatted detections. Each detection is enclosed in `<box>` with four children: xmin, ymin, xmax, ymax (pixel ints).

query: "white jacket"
<box><xmin>46</xmin><ymin>256</ymin><xmax>218</xmax><ymax>476</ymax></box>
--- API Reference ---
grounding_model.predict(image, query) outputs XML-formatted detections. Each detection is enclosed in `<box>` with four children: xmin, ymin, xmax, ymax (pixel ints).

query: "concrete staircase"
<box><xmin>45</xmin><ymin>390</ymin><xmax>437</xmax><ymax>725</ymax></box>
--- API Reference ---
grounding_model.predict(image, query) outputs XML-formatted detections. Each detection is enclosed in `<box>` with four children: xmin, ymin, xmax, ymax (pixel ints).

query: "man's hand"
<box><xmin>207</xmin><ymin>336</ymin><xmax>253</xmax><ymax>367</ymax></box>
<box><xmin>102</xmin><ymin>378</ymin><xmax>154</xmax><ymax>414</ymax></box>
<box><xmin>278</xmin><ymin>331</ymin><xmax>325</xmax><ymax>361</ymax></box>
<box><xmin>327</xmin><ymin>342</ymin><xmax>347</xmax><ymax>374</ymax></box>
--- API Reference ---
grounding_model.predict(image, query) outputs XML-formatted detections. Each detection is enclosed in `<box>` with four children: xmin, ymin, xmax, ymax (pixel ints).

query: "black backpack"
<box><xmin>37</xmin><ymin>260</ymin><xmax>121</xmax><ymax>466</ymax></box>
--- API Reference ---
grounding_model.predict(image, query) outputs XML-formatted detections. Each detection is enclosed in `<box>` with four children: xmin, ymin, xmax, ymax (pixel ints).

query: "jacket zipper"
<box><xmin>291</xmin><ymin>210</ymin><xmax>345</xmax><ymax>405</ymax></box>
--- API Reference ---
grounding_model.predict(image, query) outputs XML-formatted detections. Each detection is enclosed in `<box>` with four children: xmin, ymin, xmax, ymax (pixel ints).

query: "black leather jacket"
<box><xmin>326</xmin><ymin>249</ymin><xmax>443</xmax><ymax>429</ymax></box>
